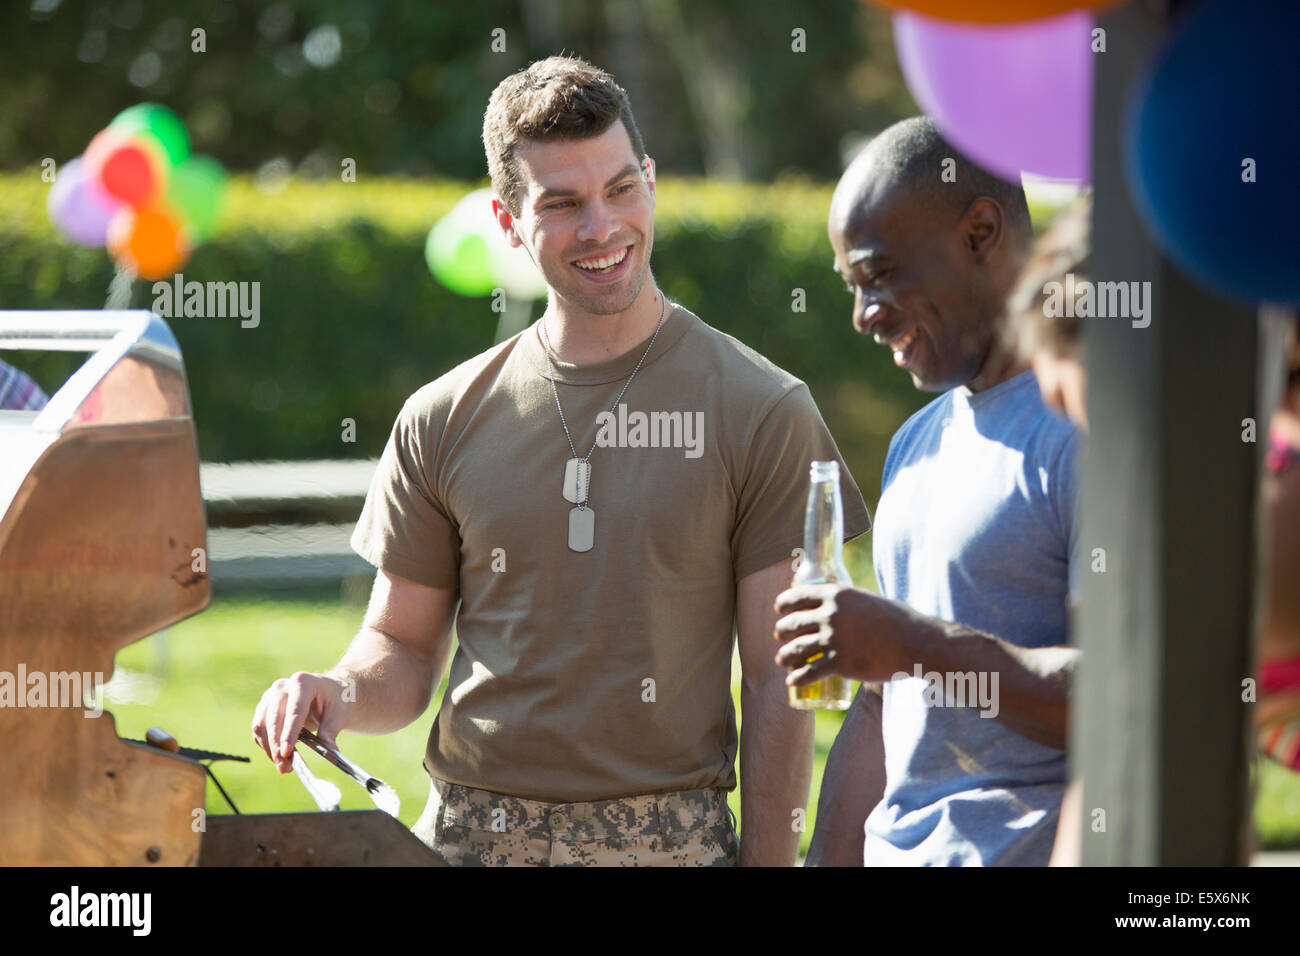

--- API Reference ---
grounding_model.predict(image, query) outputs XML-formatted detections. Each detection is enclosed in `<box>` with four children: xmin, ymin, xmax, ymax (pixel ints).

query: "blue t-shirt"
<box><xmin>865</xmin><ymin>370</ymin><xmax>1081</xmax><ymax>866</ymax></box>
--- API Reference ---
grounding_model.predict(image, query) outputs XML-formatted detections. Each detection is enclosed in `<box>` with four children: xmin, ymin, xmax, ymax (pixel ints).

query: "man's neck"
<box><xmin>965</xmin><ymin>253</ymin><xmax>1031</xmax><ymax>393</ymax></box>
<box><xmin>966</xmin><ymin>342</ymin><xmax>1029</xmax><ymax>393</ymax></box>
<box><xmin>538</xmin><ymin>284</ymin><xmax>664</xmax><ymax>365</ymax></box>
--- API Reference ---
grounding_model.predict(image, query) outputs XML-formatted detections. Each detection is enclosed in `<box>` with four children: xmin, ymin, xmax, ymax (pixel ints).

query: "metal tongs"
<box><xmin>295</xmin><ymin>728</ymin><xmax>401</xmax><ymax>818</ymax></box>
<box><xmin>291</xmin><ymin>750</ymin><xmax>341</xmax><ymax>812</ymax></box>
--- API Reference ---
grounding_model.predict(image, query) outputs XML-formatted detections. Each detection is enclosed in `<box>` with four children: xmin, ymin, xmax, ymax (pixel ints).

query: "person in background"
<box><xmin>1256</xmin><ymin>320</ymin><xmax>1300</xmax><ymax>772</ymax></box>
<box><xmin>1005</xmin><ymin>196</ymin><xmax>1300</xmax><ymax>867</ymax></box>
<box><xmin>0</xmin><ymin>358</ymin><xmax>48</xmax><ymax>411</ymax></box>
<box><xmin>1002</xmin><ymin>196</ymin><xmax>1089</xmax><ymax>867</ymax></box>
<box><xmin>1004</xmin><ymin>196</ymin><xmax>1090</xmax><ymax>432</ymax></box>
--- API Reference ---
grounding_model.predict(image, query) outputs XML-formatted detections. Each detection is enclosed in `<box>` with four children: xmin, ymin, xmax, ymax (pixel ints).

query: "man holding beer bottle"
<box><xmin>774</xmin><ymin>117</ymin><xmax>1082</xmax><ymax>866</ymax></box>
<box><xmin>250</xmin><ymin>55</ymin><xmax>870</xmax><ymax>866</ymax></box>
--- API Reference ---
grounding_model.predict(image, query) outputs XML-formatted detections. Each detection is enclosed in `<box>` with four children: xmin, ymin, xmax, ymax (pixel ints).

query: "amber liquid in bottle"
<box><xmin>788</xmin><ymin>461</ymin><xmax>854</xmax><ymax>710</ymax></box>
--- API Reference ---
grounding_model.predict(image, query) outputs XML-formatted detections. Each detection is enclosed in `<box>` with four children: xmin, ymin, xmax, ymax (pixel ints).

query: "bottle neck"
<box><xmin>799</xmin><ymin>470</ymin><xmax>850</xmax><ymax>583</ymax></box>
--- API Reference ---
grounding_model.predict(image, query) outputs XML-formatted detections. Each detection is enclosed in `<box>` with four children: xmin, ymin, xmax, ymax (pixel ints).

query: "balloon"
<box><xmin>84</xmin><ymin>127</ymin><xmax>166</xmax><ymax>207</ymax></box>
<box><xmin>425</xmin><ymin>227</ymin><xmax>495</xmax><ymax>298</ymax></box>
<box><xmin>109</xmin><ymin>103</ymin><xmax>190</xmax><ymax>170</ymax></box>
<box><xmin>869</xmin><ymin>0</ymin><xmax>1118</xmax><ymax>23</ymax></box>
<box><xmin>893</xmin><ymin>10</ymin><xmax>1093</xmax><ymax>182</ymax></box>
<box><xmin>424</xmin><ymin>191</ymin><xmax>503</xmax><ymax>297</ymax></box>
<box><xmin>47</xmin><ymin>156</ymin><xmax>124</xmax><ymax>248</ymax></box>
<box><xmin>164</xmin><ymin>155</ymin><xmax>228</xmax><ymax>243</ymax></box>
<box><xmin>470</xmin><ymin>191</ymin><xmax>547</xmax><ymax>301</ymax></box>
<box><xmin>107</xmin><ymin>205</ymin><xmax>190</xmax><ymax>281</ymax></box>
<box><xmin>425</xmin><ymin>189</ymin><xmax>547</xmax><ymax>300</ymax></box>
<box><xmin>488</xmin><ymin>228</ymin><xmax>548</xmax><ymax>301</ymax></box>
<box><xmin>1126</xmin><ymin>0</ymin><xmax>1300</xmax><ymax>305</ymax></box>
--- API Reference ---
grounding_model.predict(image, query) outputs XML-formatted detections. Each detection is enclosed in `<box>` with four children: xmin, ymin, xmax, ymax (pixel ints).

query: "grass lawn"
<box><xmin>103</xmin><ymin>536</ymin><xmax>1300</xmax><ymax>857</ymax></box>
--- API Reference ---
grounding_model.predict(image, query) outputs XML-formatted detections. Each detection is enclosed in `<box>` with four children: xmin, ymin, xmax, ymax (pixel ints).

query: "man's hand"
<box><xmin>776</xmin><ymin>583</ymin><xmax>1078</xmax><ymax>750</ymax></box>
<box><xmin>251</xmin><ymin>672</ymin><xmax>354</xmax><ymax>774</ymax></box>
<box><xmin>773</xmin><ymin>584</ymin><xmax>922</xmax><ymax>687</ymax></box>
<box><xmin>250</xmin><ymin>569</ymin><xmax>459</xmax><ymax>774</ymax></box>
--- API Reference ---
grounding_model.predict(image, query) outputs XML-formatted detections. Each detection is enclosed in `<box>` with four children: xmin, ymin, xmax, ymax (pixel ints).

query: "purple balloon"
<box><xmin>893</xmin><ymin>10</ymin><xmax>1094</xmax><ymax>182</ymax></box>
<box><xmin>47</xmin><ymin>156</ymin><xmax>123</xmax><ymax>247</ymax></box>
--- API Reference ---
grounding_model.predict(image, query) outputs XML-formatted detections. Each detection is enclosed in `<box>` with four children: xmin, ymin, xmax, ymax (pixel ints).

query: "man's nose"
<box><xmin>577</xmin><ymin>198</ymin><xmax>618</xmax><ymax>243</ymax></box>
<box><xmin>853</xmin><ymin>301</ymin><xmax>887</xmax><ymax>336</ymax></box>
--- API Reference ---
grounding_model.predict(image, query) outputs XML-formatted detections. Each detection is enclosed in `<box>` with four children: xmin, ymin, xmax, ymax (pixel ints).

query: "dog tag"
<box><xmin>563</xmin><ymin>458</ymin><xmax>590</xmax><ymax>504</ymax></box>
<box><xmin>568</xmin><ymin>506</ymin><xmax>594</xmax><ymax>552</ymax></box>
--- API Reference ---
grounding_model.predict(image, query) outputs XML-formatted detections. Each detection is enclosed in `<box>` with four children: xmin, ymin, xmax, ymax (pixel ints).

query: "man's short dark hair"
<box><xmin>483</xmin><ymin>55</ymin><xmax>646</xmax><ymax>218</ymax></box>
<box><xmin>862</xmin><ymin>116</ymin><xmax>1034</xmax><ymax>247</ymax></box>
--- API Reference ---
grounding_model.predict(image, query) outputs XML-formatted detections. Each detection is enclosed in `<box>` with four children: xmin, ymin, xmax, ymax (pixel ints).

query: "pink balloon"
<box><xmin>47</xmin><ymin>156</ymin><xmax>124</xmax><ymax>247</ymax></box>
<box><xmin>893</xmin><ymin>10</ymin><xmax>1094</xmax><ymax>182</ymax></box>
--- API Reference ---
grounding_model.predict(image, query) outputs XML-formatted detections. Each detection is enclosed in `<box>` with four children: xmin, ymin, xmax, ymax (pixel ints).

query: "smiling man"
<box><xmin>774</xmin><ymin>117</ymin><xmax>1083</xmax><ymax>866</ymax></box>
<box><xmin>250</xmin><ymin>55</ymin><xmax>869</xmax><ymax>866</ymax></box>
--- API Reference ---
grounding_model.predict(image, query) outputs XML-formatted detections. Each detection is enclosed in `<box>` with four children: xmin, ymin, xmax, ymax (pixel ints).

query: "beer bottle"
<box><xmin>787</xmin><ymin>461</ymin><xmax>854</xmax><ymax>709</ymax></box>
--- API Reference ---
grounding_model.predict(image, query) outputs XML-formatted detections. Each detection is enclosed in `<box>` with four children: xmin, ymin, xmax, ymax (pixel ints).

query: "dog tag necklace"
<box><xmin>541</xmin><ymin>291</ymin><xmax>667</xmax><ymax>552</ymax></box>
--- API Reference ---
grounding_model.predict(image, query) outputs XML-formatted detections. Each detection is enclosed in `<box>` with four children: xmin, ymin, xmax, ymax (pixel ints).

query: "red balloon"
<box><xmin>84</xmin><ymin>128</ymin><xmax>165</xmax><ymax>208</ymax></box>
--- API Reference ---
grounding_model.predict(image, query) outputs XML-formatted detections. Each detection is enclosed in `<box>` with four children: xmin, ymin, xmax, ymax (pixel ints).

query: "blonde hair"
<box><xmin>1005</xmin><ymin>195</ymin><xmax>1091</xmax><ymax>363</ymax></box>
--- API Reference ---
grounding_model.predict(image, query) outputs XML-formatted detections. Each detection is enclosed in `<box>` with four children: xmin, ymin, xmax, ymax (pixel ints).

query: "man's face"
<box><xmin>829</xmin><ymin>184</ymin><xmax>1003</xmax><ymax>392</ymax></box>
<box><xmin>501</xmin><ymin>123</ymin><xmax>655</xmax><ymax>317</ymax></box>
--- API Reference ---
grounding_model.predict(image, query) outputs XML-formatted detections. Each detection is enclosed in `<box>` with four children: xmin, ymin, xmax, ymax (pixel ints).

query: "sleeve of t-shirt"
<box><xmin>350</xmin><ymin>397</ymin><xmax>461</xmax><ymax>590</ymax></box>
<box><xmin>731</xmin><ymin>383</ymin><xmax>872</xmax><ymax>581</ymax></box>
<box><xmin>872</xmin><ymin>429</ymin><xmax>905</xmax><ymax>599</ymax></box>
<box><xmin>1052</xmin><ymin>427</ymin><xmax>1084</xmax><ymax>623</ymax></box>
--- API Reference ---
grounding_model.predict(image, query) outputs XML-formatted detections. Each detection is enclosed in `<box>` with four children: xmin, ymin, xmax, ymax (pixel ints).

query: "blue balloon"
<box><xmin>1126</xmin><ymin>0</ymin><xmax>1300</xmax><ymax>306</ymax></box>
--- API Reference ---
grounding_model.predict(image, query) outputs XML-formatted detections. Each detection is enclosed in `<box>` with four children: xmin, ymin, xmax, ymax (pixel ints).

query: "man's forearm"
<box><xmin>776</xmin><ymin>584</ymin><xmax>1077</xmax><ymax>751</ymax></box>
<box><xmin>324</xmin><ymin>626</ymin><xmax>442</xmax><ymax>734</ymax></box>
<box><xmin>917</xmin><ymin>620</ymin><xmax>1078</xmax><ymax>750</ymax></box>
<box><xmin>739</xmin><ymin>673</ymin><xmax>813</xmax><ymax>866</ymax></box>
<box><xmin>807</xmin><ymin>684</ymin><xmax>886</xmax><ymax>866</ymax></box>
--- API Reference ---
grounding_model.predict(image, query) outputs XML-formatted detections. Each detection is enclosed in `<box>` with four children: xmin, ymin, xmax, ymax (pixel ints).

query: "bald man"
<box><xmin>773</xmin><ymin>117</ymin><xmax>1083</xmax><ymax>866</ymax></box>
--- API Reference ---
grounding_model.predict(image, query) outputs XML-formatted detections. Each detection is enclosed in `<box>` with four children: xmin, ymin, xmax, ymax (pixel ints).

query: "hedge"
<box><xmin>0</xmin><ymin>170</ymin><xmax>1057</xmax><ymax>500</ymax></box>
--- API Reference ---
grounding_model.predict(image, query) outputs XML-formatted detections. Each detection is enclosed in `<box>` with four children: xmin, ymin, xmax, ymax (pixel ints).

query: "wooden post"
<box><xmin>1075</xmin><ymin>2</ymin><xmax>1258</xmax><ymax>865</ymax></box>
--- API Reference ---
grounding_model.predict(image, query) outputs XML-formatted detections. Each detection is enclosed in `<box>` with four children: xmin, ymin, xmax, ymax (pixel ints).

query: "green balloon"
<box><xmin>110</xmin><ymin>103</ymin><xmax>190</xmax><ymax>170</ymax></box>
<box><xmin>425</xmin><ymin>219</ymin><xmax>497</xmax><ymax>297</ymax></box>
<box><xmin>164</xmin><ymin>155</ymin><xmax>227</xmax><ymax>242</ymax></box>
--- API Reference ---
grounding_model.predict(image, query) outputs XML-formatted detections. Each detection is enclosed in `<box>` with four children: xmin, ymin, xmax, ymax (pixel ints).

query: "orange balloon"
<box><xmin>865</xmin><ymin>0</ymin><xmax>1118</xmax><ymax>22</ymax></box>
<box><xmin>107</xmin><ymin>205</ymin><xmax>190</xmax><ymax>280</ymax></box>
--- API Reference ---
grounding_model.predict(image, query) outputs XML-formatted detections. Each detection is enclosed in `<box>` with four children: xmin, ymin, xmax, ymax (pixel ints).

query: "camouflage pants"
<box><xmin>412</xmin><ymin>776</ymin><xmax>740</xmax><ymax>867</ymax></box>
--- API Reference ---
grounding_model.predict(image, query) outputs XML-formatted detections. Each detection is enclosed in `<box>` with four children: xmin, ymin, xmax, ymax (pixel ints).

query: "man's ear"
<box><xmin>644</xmin><ymin>156</ymin><xmax>657</xmax><ymax>195</ymax></box>
<box><xmin>963</xmin><ymin>197</ymin><xmax>1004</xmax><ymax>263</ymax></box>
<box><xmin>491</xmin><ymin>196</ymin><xmax>522</xmax><ymax>248</ymax></box>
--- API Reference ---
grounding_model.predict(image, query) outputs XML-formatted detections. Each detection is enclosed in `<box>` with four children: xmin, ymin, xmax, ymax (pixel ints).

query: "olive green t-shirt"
<box><xmin>351</xmin><ymin>302</ymin><xmax>871</xmax><ymax>802</ymax></box>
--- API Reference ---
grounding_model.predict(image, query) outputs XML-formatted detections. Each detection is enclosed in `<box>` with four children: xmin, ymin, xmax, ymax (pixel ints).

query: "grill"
<box><xmin>0</xmin><ymin>311</ymin><xmax>443</xmax><ymax>866</ymax></box>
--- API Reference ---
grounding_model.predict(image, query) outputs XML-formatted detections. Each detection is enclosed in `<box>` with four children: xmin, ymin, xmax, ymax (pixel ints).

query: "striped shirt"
<box><xmin>0</xmin><ymin>359</ymin><xmax>48</xmax><ymax>411</ymax></box>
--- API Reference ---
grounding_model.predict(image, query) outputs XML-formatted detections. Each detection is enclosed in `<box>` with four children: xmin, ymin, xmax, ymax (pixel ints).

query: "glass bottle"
<box><xmin>788</xmin><ymin>460</ymin><xmax>854</xmax><ymax>710</ymax></box>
